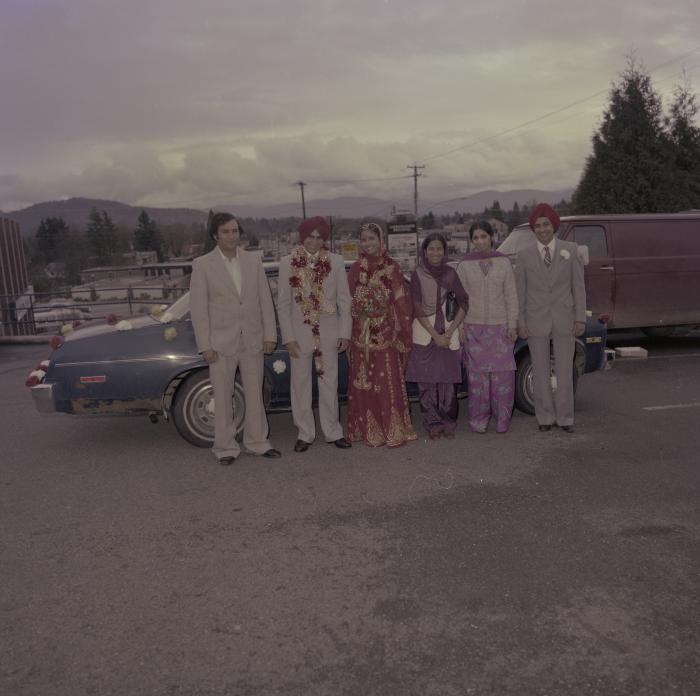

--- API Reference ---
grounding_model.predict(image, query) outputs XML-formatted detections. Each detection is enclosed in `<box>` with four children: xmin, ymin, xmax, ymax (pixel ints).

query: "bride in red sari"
<box><xmin>347</xmin><ymin>221</ymin><xmax>417</xmax><ymax>447</ymax></box>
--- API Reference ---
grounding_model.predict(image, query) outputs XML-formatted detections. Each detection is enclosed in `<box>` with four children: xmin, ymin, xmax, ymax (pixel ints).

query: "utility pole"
<box><xmin>406</xmin><ymin>163</ymin><xmax>425</xmax><ymax>219</ymax></box>
<box><xmin>295</xmin><ymin>181</ymin><xmax>307</xmax><ymax>219</ymax></box>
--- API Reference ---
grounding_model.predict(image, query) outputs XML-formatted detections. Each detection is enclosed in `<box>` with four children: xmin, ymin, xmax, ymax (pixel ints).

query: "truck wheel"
<box><xmin>514</xmin><ymin>352</ymin><xmax>578</xmax><ymax>416</ymax></box>
<box><xmin>172</xmin><ymin>370</ymin><xmax>245</xmax><ymax>448</ymax></box>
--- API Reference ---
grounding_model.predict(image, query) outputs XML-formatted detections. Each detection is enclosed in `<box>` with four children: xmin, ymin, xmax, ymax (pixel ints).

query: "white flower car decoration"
<box><xmin>272</xmin><ymin>359</ymin><xmax>287</xmax><ymax>374</ymax></box>
<box><xmin>116</xmin><ymin>320</ymin><xmax>133</xmax><ymax>331</ymax></box>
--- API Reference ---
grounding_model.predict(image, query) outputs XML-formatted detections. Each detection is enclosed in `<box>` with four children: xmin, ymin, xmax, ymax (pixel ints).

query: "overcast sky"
<box><xmin>1</xmin><ymin>0</ymin><xmax>699</xmax><ymax>213</ymax></box>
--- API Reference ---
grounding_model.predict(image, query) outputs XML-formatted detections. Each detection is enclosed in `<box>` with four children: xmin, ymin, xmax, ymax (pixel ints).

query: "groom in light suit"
<box><xmin>516</xmin><ymin>203</ymin><xmax>586</xmax><ymax>432</ymax></box>
<box><xmin>190</xmin><ymin>212</ymin><xmax>281</xmax><ymax>464</ymax></box>
<box><xmin>278</xmin><ymin>216</ymin><xmax>352</xmax><ymax>452</ymax></box>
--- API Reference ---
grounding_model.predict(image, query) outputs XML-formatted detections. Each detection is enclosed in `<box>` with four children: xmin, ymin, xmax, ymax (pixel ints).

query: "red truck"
<box><xmin>498</xmin><ymin>213</ymin><xmax>700</xmax><ymax>336</ymax></box>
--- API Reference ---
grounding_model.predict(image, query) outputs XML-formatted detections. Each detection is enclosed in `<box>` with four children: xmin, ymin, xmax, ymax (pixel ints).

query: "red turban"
<box><xmin>528</xmin><ymin>203</ymin><xmax>560</xmax><ymax>232</ymax></box>
<box><xmin>298</xmin><ymin>216</ymin><xmax>330</xmax><ymax>242</ymax></box>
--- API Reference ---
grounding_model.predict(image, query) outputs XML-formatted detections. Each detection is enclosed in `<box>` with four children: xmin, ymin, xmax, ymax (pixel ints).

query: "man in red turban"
<box><xmin>528</xmin><ymin>202</ymin><xmax>560</xmax><ymax>233</ymax></box>
<box><xmin>277</xmin><ymin>217</ymin><xmax>353</xmax><ymax>452</ymax></box>
<box><xmin>297</xmin><ymin>216</ymin><xmax>330</xmax><ymax>243</ymax></box>
<box><xmin>516</xmin><ymin>203</ymin><xmax>586</xmax><ymax>433</ymax></box>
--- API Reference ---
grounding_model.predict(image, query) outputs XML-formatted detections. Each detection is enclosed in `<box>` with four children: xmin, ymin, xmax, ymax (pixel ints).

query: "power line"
<box><xmin>417</xmin><ymin>43</ymin><xmax>700</xmax><ymax>165</ymax></box>
<box><xmin>305</xmin><ymin>174</ymin><xmax>412</xmax><ymax>185</ymax></box>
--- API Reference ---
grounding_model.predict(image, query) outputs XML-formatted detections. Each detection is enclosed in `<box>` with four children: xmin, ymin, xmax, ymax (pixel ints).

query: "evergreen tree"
<box><xmin>665</xmin><ymin>76</ymin><xmax>700</xmax><ymax>210</ymax></box>
<box><xmin>86</xmin><ymin>207</ymin><xmax>119</xmax><ymax>263</ymax></box>
<box><xmin>421</xmin><ymin>211</ymin><xmax>436</xmax><ymax>229</ymax></box>
<box><xmin>101</xmin><ymin>211</ymin><xmax>119</xmax><ymax>259</ymax></box>
<box><xmin>35</xmin><ymin>217</ymin><xmax>69</xmax><ymax>263</ymax></box>
<box><xmin>134</xmin><ymin>210</ymin><xmax>163</xmax><ymax>259</ymax></box>
<box><xmin>490</xmin><ymin>200</ymin><xmax>505</xmax><ymax>222</ymax></box>
<box><xmin>554</xmin><ymin>199</ymin><xmax>572</xmax><ymax>216</ymax></box>
<box><xmin>572</xmin><ymin>57</ymin><xmax>674</xmax><ymax>213</ymax></box>
<box><xmin>506</xmin><ymin>202</ymin><xmax>524</xmax><ymax>230</ymax></box>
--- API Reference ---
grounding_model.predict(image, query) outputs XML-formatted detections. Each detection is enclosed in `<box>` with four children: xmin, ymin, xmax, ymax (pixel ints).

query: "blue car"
<box><xmin>30</xmin><ymin>262</ymin><xmax>609</xmax><ymax>447</ymax></box>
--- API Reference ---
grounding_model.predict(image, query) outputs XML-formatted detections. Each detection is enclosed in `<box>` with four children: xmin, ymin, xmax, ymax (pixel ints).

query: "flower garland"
<box><xmin>289</xmin><ymin>245</ymin><xmax>332</xmax><ymax>376</ymax></box>
<box><xmin>352</xmin><ymin>253</ymin><xmax>393</xmax><ymax>358</ymax></box>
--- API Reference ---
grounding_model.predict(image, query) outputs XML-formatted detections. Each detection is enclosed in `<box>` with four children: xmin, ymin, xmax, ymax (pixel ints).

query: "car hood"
<box><xmin>63</xmin><ymin>315</ymin><xmax>161</xmax><ymax>341</ymax></box>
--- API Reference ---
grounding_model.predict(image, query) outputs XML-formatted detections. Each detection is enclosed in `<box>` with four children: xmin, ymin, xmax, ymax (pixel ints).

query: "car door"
<box><xmin>560</xmin><ymin>223</ymin><xmax>616</xmax><ymax>325</ymax></box>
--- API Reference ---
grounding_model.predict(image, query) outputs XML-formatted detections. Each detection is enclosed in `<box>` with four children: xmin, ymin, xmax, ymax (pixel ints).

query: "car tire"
<box><xmin>514</xmin><ymin>351</ymin><xmax>578</xmax><ymax>416</ymax></box>
<box><xmin>172</xmin><ymin>370</ymin><xmax>245</xmax><ymax>448</ymax></box>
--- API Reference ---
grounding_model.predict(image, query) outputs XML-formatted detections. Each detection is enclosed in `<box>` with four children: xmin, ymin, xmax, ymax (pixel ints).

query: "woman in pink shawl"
<box><xmin>456</xmin><ymin>221</ymin><xmax>518</xmax><ymax>433</ymax></box>
<box><xmin>346</xmin><ymin>221</ymin><xmax>417</xmax><ymax>447</ymax></box>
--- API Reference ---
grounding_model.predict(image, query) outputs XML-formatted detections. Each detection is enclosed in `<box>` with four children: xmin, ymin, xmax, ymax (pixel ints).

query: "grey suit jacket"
<box><xmin>277</xmin><ymin>251</ymin><xmax>352</xmax><ymax>353</ymax></box>
<box><xmin>189</xmin><ymin>247</ymin><xmax>276</xmax><ymax>356</ymax></box>
<box><xmin>515</xmin><ymin>239</ymin><xmax>586</xmax><ymax>337</ymax></box>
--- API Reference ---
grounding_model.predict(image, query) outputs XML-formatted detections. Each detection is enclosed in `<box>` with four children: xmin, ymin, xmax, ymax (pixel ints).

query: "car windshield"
<box><xmin>497</xmin><ymin>226</ymin><xmax>561</xmax><ymax>256</ymax></box>
<box><xmin>163</xmin><ymin>292</ymin><xmax>191</xmax><ymax>319</ymax></box>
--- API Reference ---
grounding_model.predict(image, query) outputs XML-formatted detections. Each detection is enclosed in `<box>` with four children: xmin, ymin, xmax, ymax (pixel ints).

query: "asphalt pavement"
<box><xmin>1</xmin><ymin>334</ymin><xmax>699</xmax><ymax>696</ymax></box>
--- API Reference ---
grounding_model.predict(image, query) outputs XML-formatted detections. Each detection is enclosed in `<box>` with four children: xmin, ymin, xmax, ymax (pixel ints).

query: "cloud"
<box><xmin>1</xmin><ymin>0</ymin><xmax>698</xmax><ymax>210</ymax></box>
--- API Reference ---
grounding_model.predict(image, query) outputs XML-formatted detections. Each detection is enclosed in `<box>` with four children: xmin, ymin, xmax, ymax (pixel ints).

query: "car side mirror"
<box><xmin>577</xmin><ymin>245</ymin><xmax>590</xmax><ymax>266</ymax></box>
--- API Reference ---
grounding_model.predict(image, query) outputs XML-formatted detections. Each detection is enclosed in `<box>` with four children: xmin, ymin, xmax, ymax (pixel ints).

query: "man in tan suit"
<box><xmin>278</xmin><ymin>217</ymin><xmax>352</xmax><ymax>452</ymax></box>
<box><xmin>516</xmin><ymin>203</ymin><xmax>586</xmax><ymax>433</ymax></box>
<box><xmin>190</xmin><ymin>212</ymin><xmax>281</xmax><ymax>464</ymax></box>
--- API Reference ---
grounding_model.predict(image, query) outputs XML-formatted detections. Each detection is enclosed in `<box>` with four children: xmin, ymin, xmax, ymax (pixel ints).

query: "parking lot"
<box><xmin>1</xmin><ymin>333</ymin><xmax>699</xmax><ymax>696</ymax></box>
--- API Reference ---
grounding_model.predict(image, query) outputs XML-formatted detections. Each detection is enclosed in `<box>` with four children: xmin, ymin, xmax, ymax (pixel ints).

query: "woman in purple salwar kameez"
<box><xmin>456</xmin><ymin>221</ymin><xmax>518</xmax><ymax>433</ymax></box>
<box><xmin>406</xmin><ymin>233</ymin><xmax>468</xmax><ymax>439</ymax></box>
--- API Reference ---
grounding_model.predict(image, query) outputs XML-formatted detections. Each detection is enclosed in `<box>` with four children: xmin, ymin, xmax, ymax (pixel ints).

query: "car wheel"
<box><xmin>514</xmin><ymin>351</ymin><xmax>578</xmax><ymax>416</ymax></box>
<box><xmin>172</xmin><ymin>370</ymin><xmax>245</xmax><ymax>448</ymax></box>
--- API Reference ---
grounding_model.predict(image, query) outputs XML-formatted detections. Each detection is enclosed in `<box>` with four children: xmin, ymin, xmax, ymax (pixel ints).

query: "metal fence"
<box><xmin>0</xmin><ymin>285</ymin><xmax>189</xmax><ymax>336</ymax></box>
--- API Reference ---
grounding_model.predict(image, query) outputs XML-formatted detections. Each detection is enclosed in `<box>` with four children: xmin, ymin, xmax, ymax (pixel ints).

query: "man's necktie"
<box><xmin>543</xmin><ymin>246</ymin><xmax>552</xmax><ymax>268</ymax></box>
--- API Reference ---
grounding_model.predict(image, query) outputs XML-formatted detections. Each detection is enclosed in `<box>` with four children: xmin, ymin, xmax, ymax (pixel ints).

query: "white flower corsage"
<box><xmin>272</xmin><ymin>359</ymin><xmax>287</xmax><ymax>374</ymax></box>
<box><xmin>61</xmin><ymin>323</ymin><xmax>74</xmax><ymax>335</ymax></box>
<box><xmin>560</xmin><ymin>249</ymin><xmax>570</xmax><ymax>260</ymax></box>
<box><xmin>116</xmin><ymin>320</ymin><xmax>133</xmax><ymax>331</ymax></box>
<box><xmin>159</xmin><ymin>312</ymin><xmax>174</xmax><ymax>324</ymax></box>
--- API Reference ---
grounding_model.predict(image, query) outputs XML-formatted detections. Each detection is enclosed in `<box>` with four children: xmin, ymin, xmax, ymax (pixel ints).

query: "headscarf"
<box><xmin>411</xmin><ymin>233</ymin><xmax>468</xmax><ymax>319</ymax></box>
<box><xmin>359</xmin><ymin>221</ymin><xmax>391</xmax><ymax>271</ymax></box>
<box><xmin>528</xmin><ymin>203</ymin><xmax>560</xmax><ymax>232</ymax></box>
<box><xmin>298</xmin><ymin>216</ymin><xmax>330</xmax><ymax>242</ymax></box>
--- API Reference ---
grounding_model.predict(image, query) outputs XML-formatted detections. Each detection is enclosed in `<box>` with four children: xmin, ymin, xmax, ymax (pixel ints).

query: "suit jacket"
<box><xmin>515</xmin><ymin>239</ymin><xmax>586</xmax><ymax>337</ymax></box>
<box><xmin>277</xmin><ymin>250</ymin><xmax>352</xmax><ymax>353</ymax></box>
<box><xmin>189</xmin><ymin>247</ymin><xmax>276</xmax><ymax>356</ymax></box>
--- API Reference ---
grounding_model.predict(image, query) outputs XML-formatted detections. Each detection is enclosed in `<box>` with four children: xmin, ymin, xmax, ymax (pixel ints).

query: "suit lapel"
<box><xmin>237</xmin><ymin>250</ymin><xmax>247</xmax><ymax>301</ymax></box>
<box><xmin>550</xmin><ymin>240</ymin><xmax>561</xmax><ymax>279</ymax></box>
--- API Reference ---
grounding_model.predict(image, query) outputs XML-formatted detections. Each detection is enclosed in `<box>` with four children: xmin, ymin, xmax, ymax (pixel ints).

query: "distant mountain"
<box><xmin>3</xmin><ymin>189</ymin><xmax>573</xmax><ymax>235</ymax></box>
<box><xmin>452</xmin><ymin>189</ymin><xmax>573</xmax><ymax>213</ymax></box>
<box><xmin>3</xmin><ymin>198</ymin><xmax>208</xmax><ymax>236</ymax></box>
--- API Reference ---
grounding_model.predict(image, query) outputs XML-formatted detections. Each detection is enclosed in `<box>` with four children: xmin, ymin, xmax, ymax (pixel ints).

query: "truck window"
<box><xmin>571</xmin><ymin>225</ymin><xmax>608</xmax><ymax>257</ymax></box>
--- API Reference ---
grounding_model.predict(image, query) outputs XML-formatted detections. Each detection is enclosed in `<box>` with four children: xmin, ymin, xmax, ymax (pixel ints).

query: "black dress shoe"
<box><xmin>331</xmin><ymin>437</ymin><xmax>352</xmax><ymax>449</ymax></box>
<box><xmin>538</xmin><ymin>424</ymin><xmax>552</xmax><ymax>432</ymax></box>
<box><xmin>219</xmin><ymin>456</ymin><xmax>237</xmax><ymax>466</ymax></box>
<box><xmin>560</xmin><ymin>425</ymin><xmax>575</xmax><ymax>433</ymax></box>
<box><xmin>262</xmin><ymin>448</ymin><xmax>282</xmax><ymax>458</ymax></box>
<box><xmin>294</xmin><ymin>439</ymin><xmax>311</xmax><ymax>453</ymax></box>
